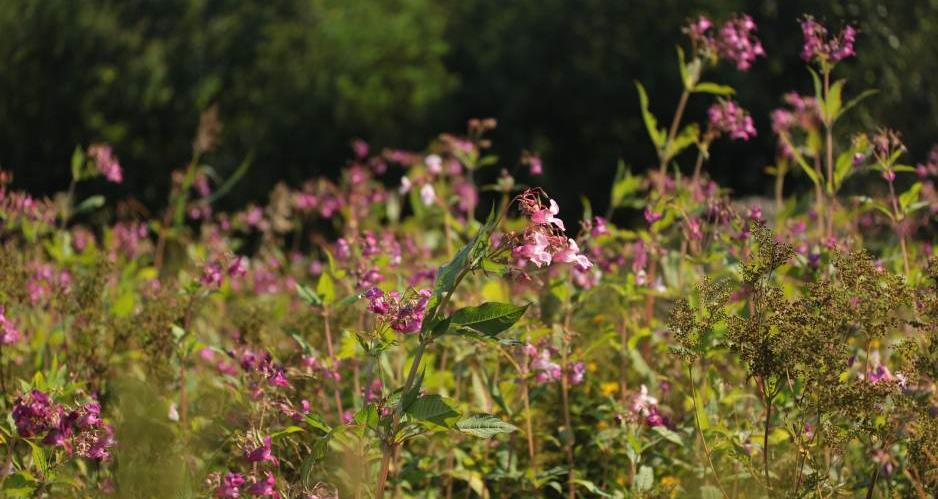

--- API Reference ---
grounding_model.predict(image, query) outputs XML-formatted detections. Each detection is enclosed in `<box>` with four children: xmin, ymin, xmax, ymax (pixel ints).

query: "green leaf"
<box><xmin>824</xmin><ymin>79</ymin><xmax>845</xmax><ymax>122</ymax></box>
<box><xmin>270</xmin><ymin>425</ymin><xmax>304</xmax><ymax>438</ymax></box>
<box><xmin>677</xmin><ymin>46</ymin><xmax>689</xmax><ymax>89</ymax></box>
<box><xmin>779</xmin><ymin>133</ymin><xmax>822</xmax><ymax>188</ymax></box>
<box><xmin>635</xmin><ymin>81</ymin><xmax>666</xmax><ymax>149</ymax></box>
<box><xmin>693</xmin><ymin>82</ymin><xmax>735</xmax><ymax>95</ymax></box>
<box><xmin>73</xmin><ymin>195</ymin><xmax>105</xmax><ymax>215</ymax></box>
<box><xmin>26</xmin><ymin>440</ymin><xmax>47</xmax><ymax>477</ymax></box>
<box><xmin>833</xmin><ymin>151</ymin><xmax>855</xmax><ymax>191</ymax></box>
<box><xmin>447</xmin><ymin>302</ymin><xmax>527</xmax><ymax>338</ymax></box>
<box><xmin>807</xmin><ymin>67</ymin><xmax>823</xmax><ymax>106</ymax></box>
<box><xmin>635</xmin><ymin>465</ymin><xmax>654</xmax><ymax>492</ymax></box>
<box><xmin>899</xmin><ymin>182</ymin><xmax>922</xmax><ymax>213</ymax></box>
<box><xmin>296</xmin><ymin>284</ymin><xmax>322</xmax><ymax>306</ymax></box>
<box><xmin>70</xmin><ymin>146</ymin><xmax>85</xmax><ymax>181</ymax></box>
<box><xmin>354</xmin><ymin>404</ymin><xmax>379</xmax><ymax>428</ymax></box>
<box><xmin>203</xmin><ymin>153</ymin><xmax>253</xmax><ymax>205</ymax></box>
<box><xmin>652</xmin><ymin>425</ymin><xmax>684</xmax><ymax>446</ymax></box>
<box><xmin>303</xmin><ymin>414</ymin><xmax>332</xmax><ymax>434</ymax></box>
<box><xmin>838</xmin><ymin>89</ymin><xmax>878</xmax><ymax>122</ymax></box>
<box><xmin>456</xmin><ymin>414</ymin><xmax>518</xmax><ymax>438</ymax></box>
<box><xmin>665</xmin><ymin>123</ymin><xmax>700</xmax><ymax>158</ymax></box>
<box><xmin>405</xmin><ymin>394</ymin><xmax>459</xmax><ymax>426</ymax></box>
<box><xmin>2</xmin><ymin>473</ymin><xmax>37</xmax><ymax>497</ymax></box>
<box><xmin>316</xmin><ymin>272</ymin><xmax>336</xmax><ymax>305</ymax></box>
<box><xmin>610</xmin><ymin>161</ymin><xmax>643</xmax><ymax>209</ymax></box>
<box><xmin>401</xmin><ymin>368</ymin><xmax>425</xmax><ymax>412</ymax></box>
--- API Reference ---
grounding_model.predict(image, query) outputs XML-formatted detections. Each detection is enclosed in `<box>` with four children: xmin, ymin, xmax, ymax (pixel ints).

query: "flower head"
<box><xmin>708</xmin><ymin>99</ymin><xmax>757</xmax><ymax>140</ymax></box>
<box><xmin>800</xmin><ymin>16</ymin><xmax>857</xmax><ymax>64</ymax></box>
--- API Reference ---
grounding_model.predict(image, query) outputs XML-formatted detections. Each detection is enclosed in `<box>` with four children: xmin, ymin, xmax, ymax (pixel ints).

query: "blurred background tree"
<box><xmin>1</xmin><ymin>0</ymin><xmax>936</xmax><ymax>218</ymax></box>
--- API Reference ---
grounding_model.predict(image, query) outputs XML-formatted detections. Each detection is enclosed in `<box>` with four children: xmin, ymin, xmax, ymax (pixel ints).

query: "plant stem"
<box><xmin>322</xmin><ymin>305</ymin><xmax>344</xmax><ymax>421</ymax></box>
<box><xmin>660</xmin><ymin>89</ymin><xmax>691</xmax><ymax>177</ymax></box>
<box><xmin>865</xmin><ymin>465</ymin><xmax>880</xmax><ymax>499</ymax></box>
<box><xmin>687</xmin><ymin>364</ymin><xmax>729</xmax><ymax>499</ymax></box>
<box><xmin>823</xmin><ymin>69</ymin><xmax>835</xmax><ymax>239</ymax></box>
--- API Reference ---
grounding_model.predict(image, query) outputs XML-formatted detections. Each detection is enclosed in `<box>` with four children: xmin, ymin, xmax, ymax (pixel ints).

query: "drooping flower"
<box><xmin>245</xmin><ymin>436</ymin><xmax>279</xmax><ymax>466</ymax></box>
<box><xmin>530</xmin><ymin>199</ymin><xmax>565</xmax><ymax>231</ymax></box>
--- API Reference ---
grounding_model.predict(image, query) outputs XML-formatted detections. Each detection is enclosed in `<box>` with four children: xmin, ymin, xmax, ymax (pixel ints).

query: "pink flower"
<box><xmin>351</xmin><ymin>139</ymin><xmax>369</xmax><ymax>159</ymax></box>
<box><xmin>247</xmin><ymin>473</ymin><xmax>278</xmax><ymax>497</ymax></box>
<box><xmin>201</xmin><ymin>262</ymin><xmax>224</xmax><ymax>288</ymax></box>
<box><xmin>0</xmin><ymin>306</ymin><xmax>21</xmax><ymax>345</ymax></box>
<box><xmin>513</xmin><ymin>231</ymin><xmax>553</xmax><ymax>268</ymax></box>
<box><xmin>643</xmin><ymin>208</ymin><xmax>663</xmax><ymax>224</ymax></box>
<box><xmin>88</xmin><ymin>144</ymin><xmax>123</xmax><ymax>183</ymax></box>
<box><xmin>801</xmin><ymin>16</ymin><xmax>857</xmax><ymax>64</ymax></box>
<box><xmin>553</xmin><ymin>239</ymin><xmax>592</xmax><ymax>271</ymax></box>
<box><xmin>567</xmin><ymin>362</ymin><xmax>586</xmax><ymax>385</ymax></box>
<box><xmin>228</xmin><ymin>256</ymin><xmax>248</xmax><ymax>278</ymax></box>
<box><xmin>245</xmin><ymin>436</ymin><xmax>279</xmax><ymax>466</ymax></box>
<box><xmin>530</xmin><ymin>199</ymin><xmax>565</xmax><ymax>231</ymax></box>
<box><xmin>216</xmin><ymin>472</ymin><xmax>246</xmax><ymax>498</ymax></box>
<box><xmin>708</xmin><ymin>100</ymin><xmax>757</xmax><ymax>140</ymax></box>
<box><xmin>716</xmin><ymin>14</ymin><xmax>765</xmax><ymax>71</ymax></box>
<box><xmin>425</xmin><ymin>154</ymin><xmax>443</xmax><ymax>174</ymax></box>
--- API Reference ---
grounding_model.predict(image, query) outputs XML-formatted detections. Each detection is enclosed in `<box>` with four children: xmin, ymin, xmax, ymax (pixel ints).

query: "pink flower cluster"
<box><xmin>800</xmin><ymin>16</ymin><xmax>857</xmax><ymax>64</ymax></box>
<box><xmin>215</xmin><ymin>471</ymin><xmax>279</xmax><ymax>498</ymax></box>
<box><xmin>12</xmin><ymin>390</ymin><xmax>115</xmax><ymax>461</ymax></box>
<box><xmin>708</xmin><ymin>100</ymin><xmax>757</xmax><ymax>140</ymax></box>
<box><xmin>201</xmin><ymin>255</ymin><xmax>248</xmax><ymax>289</ymax></box>
<box><xmin>365</xmin><ymin>287</ymin><xmax>431</xmax><ymax>334</ymax></box>
<box><xmin>510</xmin><ymin>189</ymin><xmax>591</xmax><ymax>271</ymax></box>
<box><xmin>229</xmin><ymin>349</ymin><xmax>291</xmax><ymax>393</ymax></box>
<box><xmin>88</xmin><ymin>144</ymin><xmax>123</xmax><ymax>184</ymax></box>
<box><xmin>630</xmin><ymin>385</ymin><xmax>668</xmax><ymax>428</ymax></box>
<box><xmin>0</xmin><ymin>306</ymin><xmax>21</xmax><ymax>345</ymax></box>
<box><xmin>685</xmin><ymin>14</ymin><xmax>765</xmax><ymax>71</ymax></box>
<box><xmin>522</xmin><ymin>343</ymin><xmax>585</xmax><ymax>385</ymax></box>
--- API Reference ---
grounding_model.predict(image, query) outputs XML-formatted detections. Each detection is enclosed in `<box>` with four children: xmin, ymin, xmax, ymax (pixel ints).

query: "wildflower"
<box><xmin>228</xmin><ymin>256</ymin><xmax>248</xmax><ymax>278</ymax></box>
<box><xmin>351</xmin><ymin>139</ymin><xmax>369</xmax><ymax>159</ymax></box>
<box><xmin>245</xmin><ymin>436</ymin><xmax>279</xmax><ymax>466</ymax></box>
<box><xmin>201</xmin><ymin>262</ymin><xmax>224</xmax><ymax>288</ymax></box>
<box><xmin>88</xmin><ymin>143</ymin><xmax>123</xmax><ymax>183</ymax></box>
<box><xmin>216</xmin><ymin>472</ymin><xmax>246</xmax><ymax>498</ymax></box>
<box><xmin>0</xmin><ymin>306</ymin><xmax>21</xmax><ymax>345</ymax></box>
<box><xmin>530</xmin><ymin>199</ymin><xmax>565</xmax><ymax>231</ymax></box>
<box><xmin>247</xmin><ymin>472</ymin><xmax>278</xmax><ymax>497</ymax></box>
<box><xmin>523</xmin><ymin>152</ymin><xmax>543</xmax><ymax>175</ymax></box>
<box><xmin>12</xmin><ymin>390</ymin><xmax>55</xmax><ymax>438</ymax></box>
<box><xmin>591</xmin><ymin>216</ymin><xmax>609</xmax><ymax>237</ymax></box>
<box><xmin>708</xmin><ymin>99</ymin><xmax>757</xmax><ymax>140</ymax></box>
<box><xmin>643</xmin><ymin>208</ymin><xmax>663</xmax><ymax>224</ymax></box>
<box><xmin>530</xmin><ymin>349</ymin><xmax>563</xmax><ymax>383</ymax></box>
<box><xmin>399</xmin><ymin>176</ymin><xmax>413</xmax><ymax>194</ymax></box>
<box><xmin>567</xmin><ymin>362</ymin><xmax>586</xmax><ymax>385</ymax></box>
<box><xmin>716</xmin><ymin>14</ymin><xmax>765</xmax><ymax>71</ymax></box>
<box><xmin>420</xmin><ymin>183</ymin><xmax>436</xmax><ymax>206</ymax></box>
<box><xmin>630</xmin><ymin>384</ymin><xmax>658</xmax><ymax>416</ymax></box>
<box><xmin>425</xmin><ymin>154</ymin><xmax>443</xmax><ymax>174</ymax></box>
<box><xmin>553</xmin><ymin>239</ymin><xmax>592</xmax><ymax>271</ymax></box>
<box><xmin>800</xmin><ymin>16</ymin><xmax>857</xmax><ymax>64</ymax></box>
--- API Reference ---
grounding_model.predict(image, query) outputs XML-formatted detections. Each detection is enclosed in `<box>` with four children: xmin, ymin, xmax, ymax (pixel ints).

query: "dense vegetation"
<box><xmin>1</xmin><ymin>9</ymin><xmax>937</xmax><ymax>499</ymax></box>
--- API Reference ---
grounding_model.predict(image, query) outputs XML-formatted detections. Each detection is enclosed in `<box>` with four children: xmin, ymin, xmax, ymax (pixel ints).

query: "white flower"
<box><xmin>420</xmin><ymin>183</ymin><xmax>437</xmax><ymax>206</ymax></box>
<box><xmin>425</xmin><ymin>154</ymin><xmax>443</xmax><ymax>174</ymax></box>
<box><xmin>399</xmin><ymin>176</ymin><xmax>412</xmax><ymax>194</ymax></box>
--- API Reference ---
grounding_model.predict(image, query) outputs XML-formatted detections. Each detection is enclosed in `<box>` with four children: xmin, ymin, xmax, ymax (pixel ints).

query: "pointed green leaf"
<box><xmin>635</xmin><ymin>81</ymin><xmax>666</xmax><ymax>148</ymax></box>
<box><xmin>448</xmin><ymin>302</ymin><xmax>527</xmax><ymax>338</ymax></box>
<box><xmin>456</xmin><ymin>414</ymin><xmax>518</xmax><ymax>438</ymax></box>
<box><xmin>693</xmin><ymin>82</ymin><xmax>735</xmax><ymax>95</ymax></box>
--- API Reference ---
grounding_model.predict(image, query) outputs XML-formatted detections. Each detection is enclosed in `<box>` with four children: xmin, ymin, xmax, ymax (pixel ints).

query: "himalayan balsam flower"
<box><xmin>88</xmin><ymin>143</ymin><xmax>123</xmax><ymax>183</ymax></box>
<box><xmin>247</xmin><ymin>472</ymin><xmax>278</xmax><ymax>497</ymax></box>
<box><xmin>0</xmin><ymin>306</ymin><xmax>21</xmax><ymax>344</ymax></box>
<box><xmin>708</xmin><ymin>100</ymin><xmax>757</xmax><ymax>140</ymax></box>
<box><xmin>716</xmin><ymin>14</ymin><xmax>765</xmax><ymax>71</ymax></box>
<box><xmin>420</xmin><ymin>183</ymin><xmax>436</xmax><ymax>206</ymax></box>
<box><xmin>800</xmin><ymin>16</ymin><xmax>857</xmax><ymax>64</ymax></box>
<box><xmin>216</xmin><ymin>472</ymin><xmax>247</xmax><ymax>498</ymax></box>
<box><xmin>245</xmin><ymin>436</ymin><xmax>279</xmax><ymax>465</ymax></box>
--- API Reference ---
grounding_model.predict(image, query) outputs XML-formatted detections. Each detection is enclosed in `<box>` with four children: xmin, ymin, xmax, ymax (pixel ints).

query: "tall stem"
<box><xmin>688</xmin><ymin>364</ymin><xmax>729</xmax><ymax>499</ymax></box>
<box><xmin>375</xmin><ymin>268</ymin><xmax>470</xmax><ymax>498</ymax></box>
<box><xmin>322</xmin><ymin>306</ymin><xmax>344</xmax><ymax>421</ymax></box>
<box><xmin>660</xmin><ymin>89</ymin><xmax>691</xmax><ymax>176</ymax></box>
<box><xmin>824</xmin><ymin>70</ymin><xmax>835</xmax><ymax>239</ymax></box>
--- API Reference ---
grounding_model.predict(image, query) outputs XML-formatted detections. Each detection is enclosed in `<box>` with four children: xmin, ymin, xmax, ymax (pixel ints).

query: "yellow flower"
<box><xmin>601</xmin><ymin>382</ymin><xmax>619</xmax><ymax>397</ymax></box>
<box><xmin>661</xmin><ymin>476</ymin><xmax>680</xmax><ymax>489</ymax></box>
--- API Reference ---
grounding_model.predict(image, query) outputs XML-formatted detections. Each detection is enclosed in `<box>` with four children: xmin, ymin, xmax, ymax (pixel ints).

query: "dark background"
<box><xmin>2</xmin><ymin>0</ymin><xmax>937</xmax><ymax>218</ymax></box>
